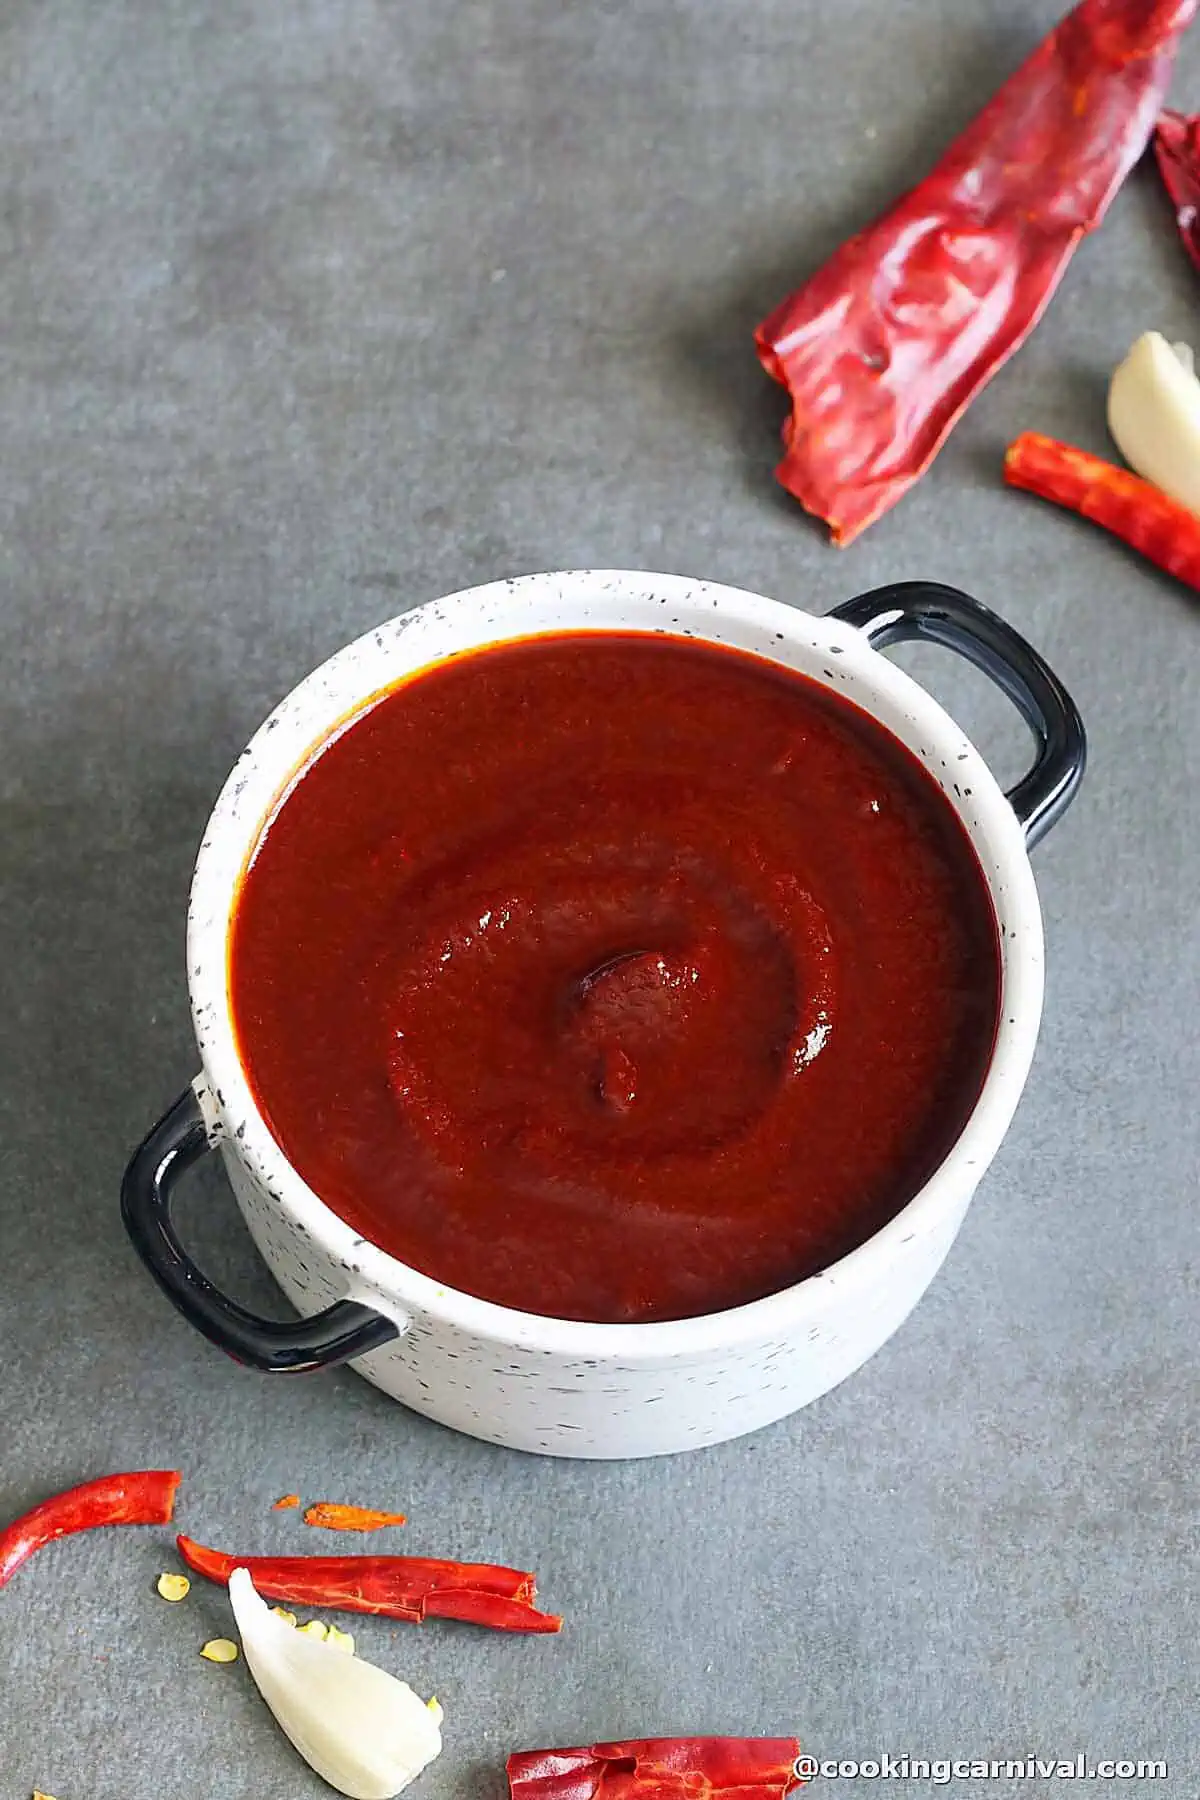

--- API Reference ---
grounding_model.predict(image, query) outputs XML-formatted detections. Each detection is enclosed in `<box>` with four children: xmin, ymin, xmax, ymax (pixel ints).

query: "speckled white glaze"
<box><xmin>185</xmin><ymin>570</ymin><xmax>1044</xmax><ymax>1458</ymax></box>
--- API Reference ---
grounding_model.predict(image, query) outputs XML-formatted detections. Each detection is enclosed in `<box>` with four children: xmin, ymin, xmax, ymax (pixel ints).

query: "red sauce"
<box><xmin>230</xmin><ymin>633</ymin><xmax>1001</xmax><ymax>1324</ymax></box>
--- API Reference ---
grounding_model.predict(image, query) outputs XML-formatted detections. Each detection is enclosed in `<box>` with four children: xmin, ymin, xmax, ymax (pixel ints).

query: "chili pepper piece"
<box><xmin>0</xmin><ymin>1471</ymin><xmax>181</xmax><ymax>1594</ymax></box>
<box><xmin>754</xmin><ymin>0</ymin><xmax>1198</xmax><ymax>546</ymax></box>
<box><xmin>422</xmin><ymin>1588</ymin><xmax>562</xmax><ymax>1633</ymax></box>
<box><xmin>1154</xmin><ymin>109</ymin><xmax>1200</xmax><ymax>273</ymax></box>
<box><xmin>303</xmin><ymin>1502</ymin><xmax>408</xmax><ymax>1533</ymax></box>
<box><xmin>177</xmin><ymin>1535</ymin><xmax>563</xmax><ymax>1633</ymax></box>
<box><xmin>506</xmin><ymin>1738</ymin><xmax>805</xmax><ymax>1800</ymax></box>
<box><xmin>1004</xmin><ymin>430</ymin><xmax>1200</xmax><ymax>590</ymax></box>
<box><xmin>273</xmin><ymin>1494</ymin><xmax>301</xmax><ymax>1511</ymax></box>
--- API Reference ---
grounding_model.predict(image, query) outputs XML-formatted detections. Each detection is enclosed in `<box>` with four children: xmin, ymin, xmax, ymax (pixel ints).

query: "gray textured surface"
<box><xmin>1</xmin><ymin>1</ymin><xmax>1197</xmax><ymax>1793</ymax></box>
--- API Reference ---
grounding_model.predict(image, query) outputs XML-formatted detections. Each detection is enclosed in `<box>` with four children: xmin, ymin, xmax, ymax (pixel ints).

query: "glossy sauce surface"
<box><xmin>230</xmin><ymin>633</ymin><xmax>1001</xmax><ymax>1323</ymax></box>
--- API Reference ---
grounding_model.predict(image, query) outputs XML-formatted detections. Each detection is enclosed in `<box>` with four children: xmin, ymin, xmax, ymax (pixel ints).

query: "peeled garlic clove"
<box><xmin>1107</xmin><ymin>331</ymin><xmax>1200</xmax><ymax>516</ymax></box>
<box><xmin>227</xmin><ymin>1567</ymin><xmax>442</xmax><ymax>1800</ymax></box>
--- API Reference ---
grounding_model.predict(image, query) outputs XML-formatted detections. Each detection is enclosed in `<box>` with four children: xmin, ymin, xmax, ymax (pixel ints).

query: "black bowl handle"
<box><xmin>121</xmin><ymin>1085</ymin><xmax>401</xmax><ymax>1373</ymax></box>
<box><xmin>828</xmin><ymin>580</ymin><xmax>1086</xmax><ymax>848</ymax></box>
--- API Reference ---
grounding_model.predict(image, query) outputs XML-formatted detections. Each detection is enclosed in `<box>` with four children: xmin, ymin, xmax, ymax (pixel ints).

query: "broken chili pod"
<box><xmin>754</xmin><ymin>0</ymin><xmax>1198</xmax><ymax>545</ymax></box>
<box><xmin>1004</xmin><ymin>430</ymin><xmax>1200</xmax><ymax>591</ymax></box>
<box><xmin>505</xmin><ymin>1737</ymin><xmax>806</xmax><ymax>1800</ymax></box>
<box><xmin>177</xmin><ymin>1534</ymin><xmax>563</xmax><ymax>1632</ymax></box>
<box><xmin>1153</xmin><ymin>109</ymin><xmax>1200</xmax><ymax>274</ymax></box>
<box><xmin>0</xmin><ymin>1471</ymin><xmax>182</xmax><ymax>1592</ymax></box>
<box><xmin>303</xmin><ymin>1502</ymin><xmax>408</xmax><ymax>1533</ymax></box>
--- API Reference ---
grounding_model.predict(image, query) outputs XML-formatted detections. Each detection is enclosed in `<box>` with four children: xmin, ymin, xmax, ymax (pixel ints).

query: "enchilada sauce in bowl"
<box><xmin>229</xmin><ymin>633</ymin><xmax>1001</xmax><ymax>1325</ymax></box>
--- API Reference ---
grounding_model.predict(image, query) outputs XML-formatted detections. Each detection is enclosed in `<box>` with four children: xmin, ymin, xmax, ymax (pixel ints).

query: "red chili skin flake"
<box><xmin>505</xmin><ymin>1738</ymin><xmax>806</xmax><ymax>1800</ymax></box>
<box><xmin>0</xmin><ymin>1472</ymin><xmax>181</xmax><ymax>1592</ymax></box>
<box><xmin>1004</xmin><ymin>431</ymin><xmax>1200</xmax><ymax>590</ymax></box>
<box><xmin>754</xmin><ymin>0</ymin><xmax>1197</xmax><ymax>545</ymax></box>
<box><xmin>176</xmin><ymin>1534</ymin><xmax>563</xmax><ymax>1632</ymax></box>
<box><xmin>302</xmin><ymin>1502</ymin><xmax>407</xmax><ymax>1532</ymax></box>
<box><xmin>1154</xmin><ymin>109</ymin><xmax>1200</xmax><ymax>273</ymax></box>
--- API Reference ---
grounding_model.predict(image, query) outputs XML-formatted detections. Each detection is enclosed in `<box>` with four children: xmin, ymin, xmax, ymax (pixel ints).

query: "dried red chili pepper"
<box><xmin>1004</xmin><ymin>430</ymin><xmax>1200</xmax><ymax>590</ymax></box>
<box><xmin>303</xmin><ymin>1501</ymin><xmax>407</xmax><ymax>1532</ymax></box>
<box><xmin>506</xmin><ymin>1738</ymin><xmax>805</xmax><ymax>1800</ymax></box>
<box><xmin>1154</xmin><ymin>109</ymin><xmax>1200</xmax><ymax>272</ymax></box>
<box><xmin>177</xmin><ymin>1534</ymin><xmax>562</xmax><ymax>1632</ymax></box>
<box><xmin>754</xmin><ymin>0</ymin><xmax>1197</xmax><ymax>546</ymax></box>
<box><xmin>0</xmin><ymin>1471</ymin><xmax>181</xmax><ymax>1592</ymax></box>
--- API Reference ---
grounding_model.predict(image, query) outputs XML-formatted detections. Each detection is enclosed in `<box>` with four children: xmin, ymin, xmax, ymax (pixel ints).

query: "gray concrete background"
<box><xmin>2</xmin><ymin>1</ymin><xmax>1197</xmax><ymax>1794</ymax></box>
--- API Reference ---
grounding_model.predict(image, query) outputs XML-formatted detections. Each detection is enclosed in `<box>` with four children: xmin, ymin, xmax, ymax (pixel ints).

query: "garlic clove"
<box><xmin>228</xmin><ymin>1567</ymin><xmax>442</xmax><ymax>1800</ymax></box>
<box><xmin>1107</xmin><ymin>330</ymin><xmax>1200</xmax><ymax>517</ymax></box>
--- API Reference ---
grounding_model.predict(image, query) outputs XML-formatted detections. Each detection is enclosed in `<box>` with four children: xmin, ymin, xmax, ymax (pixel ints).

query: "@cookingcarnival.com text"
<box><xmin>791</xmin><ymin>1753</ymin><xmax>1168</xmax><ymax>1784</ymax></box>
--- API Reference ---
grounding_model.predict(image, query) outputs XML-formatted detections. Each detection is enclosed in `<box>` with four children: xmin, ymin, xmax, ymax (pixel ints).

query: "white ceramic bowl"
<box><xmin>122</xmin><ymin>570</ymin><xmax>1084</xmax><ymax>1458</ymax></box>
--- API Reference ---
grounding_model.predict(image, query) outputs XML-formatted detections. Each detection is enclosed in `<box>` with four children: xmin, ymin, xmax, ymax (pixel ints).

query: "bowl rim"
<box><xmin>187</xmin><ymin>568</ymin><xmax>1045</xmax><ymax>1359</ymax></box>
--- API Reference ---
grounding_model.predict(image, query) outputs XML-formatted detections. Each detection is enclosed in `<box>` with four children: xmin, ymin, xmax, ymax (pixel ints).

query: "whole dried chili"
<box><xmin>1154</xmin><ymin>109</ymin><xmax>1200</xmax><ymax>272</ymax></box>
<box><xmin>506</xmin><ymin>1738</ymin><xmax>805</xmax><ymax>1800</ymax></box>
<box><xmin>303</xmin><ymin>1501</ymin><xmax>407</xmax><ymax>1532</ymax></box>
<box><xmin>0</xmin><ymin>1471</ymin><xmax>181</xmax><ymax>1592</ymax></box>
<box><xmin>754</xmin><ymin>0</ymin><xmax>1198</xmax><ymax>546</ymax></box>
<box><xmin>177</xmin><ymin>1534</ymin><xmax>563</xmax><ymax>1632</ymax></box>
<box><xmin>1004</xmin><ymin>430</ymin><xmax>1200</xmax><ymax>590</ymax></box>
